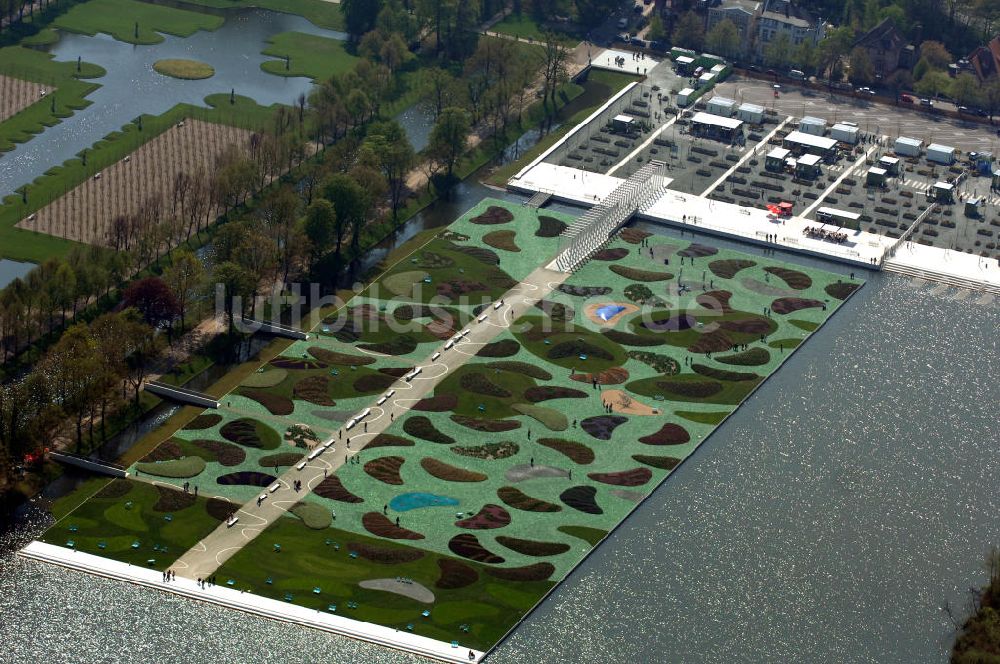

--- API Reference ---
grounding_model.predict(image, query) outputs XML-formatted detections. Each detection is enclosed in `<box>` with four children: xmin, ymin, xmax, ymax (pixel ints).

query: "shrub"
<box><xmin>511</xmin><ymin>403</ymin><xmax>568</xmax><ymax>431</ymax></box>
<box><xmin>452</xmin><ymin>441</ymin><xmax>519</xmax><ymax>459</ymax></box>
<box><xmin>624</xmin><ymin>283</ymin><xmax>654</xmax><ymax>303</ymax></box>
<box><xmin>627</xmin><ymin>351</ymin><xmax>680</xmax><ymax>374</ymax></box>
<box><xmin>291</xmin><ymin>502</ymin><xmax>332</xmax><ymax>529</ymax></box>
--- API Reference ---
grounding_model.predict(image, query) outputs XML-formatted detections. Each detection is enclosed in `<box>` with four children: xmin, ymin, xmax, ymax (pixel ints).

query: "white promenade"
<box><xmin>19</xmin><ymin>541</ymin><xmax>484</xmax><ymax>663</ymax></box>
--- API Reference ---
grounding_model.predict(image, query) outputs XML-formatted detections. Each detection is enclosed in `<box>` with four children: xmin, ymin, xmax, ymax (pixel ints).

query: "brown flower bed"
<box><xmin>349</xmin><ymin>541</ymin><xmax>425</xmax><ymax>565</ymax></box>
<box><xmin>587</xmin><ymin>467</ymin><xmax>653</xmax><ymax>487</ymax></box>
<box><xmin>184</xmin><ymin>414</ymin><xmax>222</xmax><ymax>430</ymax></box>
<box><xmin>580</xmin><ymin>415</ymin><xmax>628</xmax><ymax>440</ymax></box>
<box><xmin>717</xmin><ymin>347</ymin><xmax>770</xmax><ymax>366</ymax></box>
<box><xmin>449</xmin><ymin>245</ymin><xmax>500</xmax><ymax>266</ymax></box>
<box><xmin>485</xmin><ymin>562</ymin><xmax>556</xmax><ymax>581</ymax></box>
<box><xmin>239</xmin><ymin>388</ymin><xmax>294</xmax><ymax>416</ymax></box>
<box><xmin>362</xmin><ymin>512</ymin><xmax>426</xmax><ymax>540</ymax></box>
<box><xmin>569</xmin><ymin>366</ymin><xmax>629</xmax><ymax>385</ymax></box>
<box><xmin>96</xmin><ymin>479</ymin><xmax>133</xmax><ymax>499</ymax></box>
<box><xmin>557</xmin><ymin>284</ymin><xmax>613</xmax><ymax>297</ymax></box>
<box><xmin>404</xmin><ymin>416</ymin><xmax>455</xmax><ymax>444</ymax></box>
<box><xmin>825</xmin><ymin>281</ymin><xmax>860</xmax><ymax>300</ymax></box>
<box><xmin>709</xmin><ymin>259</ymin><xmax>756</xmax><ymax>279</ymax></box>
<box><xmin>534</xmin><ymin>299</ymin><xmax>575</xmax><ymax>323</ymax></box>
<box><xmin>620</xmin><ymin>228</ymin><xmax>652</xmax><ymax>244</ymax></box>
<box><xmin>206</xmin><ymin>497</ymin><xmax>238</xmax><ymax>521</ymax></box>
<box><xmin>771</xmin><ymin>297</ymin><xmax>824</xmax><ymax>314</ymax></box>
<box><xmin>153</xmin><ymin>485</ymin><xmax>196</xmax><ymax>512</ymax></box>
<box><xmin>764</xmin><ymin>266</ymin><xmax>812</xmax><ymax>290</ymax></box>
<box><xmin>270</xmin><ymin>358</ymin><xmax>326</xmax><ymax>370</ymax></box>
<box><xmin>455</xmin><ymin>504</ymin><xmax>512</xmax><ymax>529</ymax></box>
<box><xmin>413</xmin><ymin>394</ymin><xmax>458</xmax><ymax>412</ymax></box>
<box><xmin>475</xmin><ymin>339</ymin><xmax>521</xmax><ymax>358</ymax></box>
<box><xmin>143</xmin><ymin>439</ymin><xmax>183</xmax><ymax>463</ymax></box>
<box><xmin>524</xmin><ymin>386</ymin><xmax>587</xmax><ymax>403</ymax></box>
<box><xmin>451</xmin><ymin>415</ymin><xmax>522</xmax><ymax>432</ymax></box>
<box><xmin>638</xmin><ymin>422</ymin><xmax>691</xmax><ymax>445</ymax></box>
<box><xmin>692</xmin><ymin>364</ymin><xmax>760</xmax><ymax>382</ymax></box>
<box><xmin>537</xmin><ymin>215</ymin><xmax>568</xmax><ymax>238</ymax></box>
<box><xmin>365</xmin><ymin>433</ymin><xmax>416</xmax><ymax>450</ymax></box>
<box><xmin>686</xmin><ymin>329</ymin><xmax>733</xmax><ymax>353</ymax></box>
<box><xmin>632</xmin><ymin>454</ymin><xmax>681</xmax><ymax>470</ymax></box>
<box><xmin>293</xmin><ymin>375</ymin><xmax>335</xmax><ymax>406</ymax></box>
<box><xmin>314</xmin><ymin>475</ymin><xmax>364</xmax><ymax>503</ymax></box>
<box><xmin>435</xmin><ymin>559</ymin><xmax>479</xmax><ymax>589</ymax></box>
<box><xmin>220</xmin><ymin>418</ymin><xmax>277</xmax><ymax>449</ymax></box>
<box><xmin>449</xmin><ymin>534</ymin><xmax>505</xmax><ymax>564</ymax></box>
<box><xmin>655</xmin><ymin>379</ymin><xmax>723</xmax><ymax>398</ymax></box>
<box><xmin>538</xmin><ymin>438</ymin><xmax>595</xmax><ymax>464</ymax></box>
<box><xmin>548</xmin><ymin>340</ymin><xmax>613</xmax><ymax>361</ymax></box>
<box><xmin>483</xmin><ymin>230</ymin><xmax>521</xmax><ymax>252</ymax></box>
<box><xmin>718</xmin><ymin>318</ymin><xmax>774</xmax><ymax>335</ymax></box>
<box><xmin>560</xmin><ymin>485</ymin><xmax>602</xmax><ymax>514</ymax></box>
<box><xmin>363</xmin><ymin>456</ymin><xmax>405</xmax><ymax>485</ymax></box>
<box><xmin>192</xmin><ymin>439</ymin><xmax>246</xmax><ymax>466</ymax></box>
<box><xmin>421</xmin><ymin>458</ymin><xmax>487</xmax><ymax>482</ymax></box>
<box><xmin>452</xmin><ymin>441</ymin><xmax>519</xmax><ymax>460</ymax></box>
<box><xmin>592</xmin><ymin>247</ymin><xmax>629</xmax><ymax>261</ymax></box>
<box><xmin>497</xmin><ymin>486</ymin><xmax>562</xmax><ymax>512</ymax></box>
<box><xmin>217</xmin><ymin>471</ymin><xmax>277</xmax><ymax>487</ymax></box>
<box><xmin>496</xmin><ymin>536</ymin><xmax>570</xmax><ymax>557</ymax></box>
<box><xmin>678</xmin><ymin>243</ymin><xmax>719</xmax><ymax>258</ymax></box>
<box><xmin>459</xmin><ymin>371</ymin><xmax>511</xmax><ymax>397</ymax></box>
<box><xmin>601</xmin><ymin>328</ymin><xmax>664</xmax><ymax>347</ymax></box>
<box><xmin>353</xmin><ymin>372</ymin><xmax>398</xmax><ymax>393</ymax></box>
<box><xmin>259</xmin><ymin>452</ymin><xmax>303</xmax><ymax>468</ymax></box>
<box><xmin>696</xmin><ymin>290</ymin><xmax>733</xmax><ymax>313</ymax></box>
<box><xmin>486</xmin><ymin>361</ymin><xmax>552</xmax><ymax>380</ymax></box>
<box><xmin>307</xmin><ymin>347</ymin><xmax>374</xmax><ymax>366</ymax></box>
<box><xmin>609</xmin><ymin>265</ymin><xmax>673</xmax><ymax>282</ymax></box>
<box><xmin>470</xmin><ymin>205</ymin><xmax>514</xmax><ymax>225</ymax></box>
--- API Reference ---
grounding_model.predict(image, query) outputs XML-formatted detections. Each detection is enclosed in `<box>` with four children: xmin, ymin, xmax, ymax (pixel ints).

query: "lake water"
<box><xmin>2</xmin><ymin>259</ymin><xmax>996</xmax><ymax>663</ymax></box>
<box><xmin>0</xmin><ymin>257</ymin><xmax>33</xmax><ymax>288</ymax></box>
<box><xmin>0</xmin><ymin>8</ymin><xmax>346</xmax><ymax>198</ymax></box>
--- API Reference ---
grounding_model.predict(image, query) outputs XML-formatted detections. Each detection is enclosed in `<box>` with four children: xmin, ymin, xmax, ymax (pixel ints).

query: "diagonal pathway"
<box><xmin>171</xmin><ymin>265</ymin><xmax>570</xmax><ymax>580</ymax></box>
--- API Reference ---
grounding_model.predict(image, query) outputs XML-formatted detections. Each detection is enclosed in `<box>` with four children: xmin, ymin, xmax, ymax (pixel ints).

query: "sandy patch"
<box><xmin>359</xmin><ymin>578</ymin><xmax>435</xmax><ymax>603</ymax></box>
<box><xmin>583</xmin><ymin>302</ymin><xmax>638</xmax><ymax>326</ymax></box>
<box><xmin>505</xmin><ymin>464</ymin><xmax>569</xmax><ymax>482</ymax></box>
<box><xmin>601</xmin><ymin>389</ymin><xmax>660</xmax><ymax>416</ymax></box>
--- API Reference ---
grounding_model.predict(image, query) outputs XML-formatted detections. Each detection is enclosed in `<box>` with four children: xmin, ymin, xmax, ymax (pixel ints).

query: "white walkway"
<box><xmin>19</xmin><ymin>541</ymin><xmax>484</xmax><ymax>663</ymax></box>
<box><xmin>509</xmin><ymin>162</ymin><xmax>625</xmax><ymax>205</ymax></box>
<box><xmin>885</xmin><ymin>241</ymin><xmax>1000</xmax><ymax>293</ymax></box>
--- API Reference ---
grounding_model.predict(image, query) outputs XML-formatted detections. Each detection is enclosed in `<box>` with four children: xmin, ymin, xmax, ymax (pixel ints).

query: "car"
<box><xmin>958</xmin><ymin>105</ymin><xmax>970</xmax><ymax>114</ymax></box>
<box><xmin>649</xmin><ymin>40</ymin><xmax>667</xmax><ymax>52</ymax></box>
<box><xmin>789</xmin><ymin>69</ymin><xmax>805</xmax><ymax>80</ymax></box>
<box><xmin>899</xmin><ymin>93</ymin><xmax>914</xmax><ymax>103</ymax></box>
<box><xmin>632</xmin><ymin>38</ymin><xmax>647</xmax><ymax>48</ymax></box>
<box><xmin>855</xmin><ymin>87</ymin><xmax>875</xmax><ymax>96</ymax></box>
<box><xmin>693</xmin><ymin>66</ymin><xmax>704</xmax><ymax>77</ymax></box>
<box><xmin>920</xmin><ymin>98</ymin><xmax>933</xmax><ymax>107</ymax></box>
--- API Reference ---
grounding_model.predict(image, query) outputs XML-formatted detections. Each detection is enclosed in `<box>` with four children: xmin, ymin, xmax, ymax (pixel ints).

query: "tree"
<box><xmin>886</xmin><ymin>69</ymin><xmax>914</xmax><ymax>102</ymax></box>
<box><xmin>647</xmin><ymin>15</ymin><xmax>666</xmax><ymax>43</ymax></box>
<box><xmin>39</xmin><ymin>323</ymin><xmax>101</xmax><ymax>449</ymax></box>
<box><xmin>848</xmin><ymin>47</ymin><xmax>875</xmax><ymax>86</ymax></box>
<box><xmin>950</xmin><ymin>72</ymin><xmax>984</xmax><ymax>108</ymax></box>
<box><xmin>574</xmin><ymin>0</ymin><xmax>618</xmax><ymax>28</ymax></box>
<box><xmin>322</xmin><ymin>174</ymin><xmax>368</xmax><ymax>257</ymax></box>
<box><xmin>542</xmin><ymin>33</ymin><xmax>569</xmax><ymax>114</ymax></box>
<box><xmin>341</xmin><ymin>0</ymin><xmax>383</xmax><ymax>37</ymax></box>
<box><xmin>162</xmin><ymin>250</ymin><xmax>204</xmax><ymax>333</ymax></box>
<box><xmin>764</xmin><ymin>33</ymin><xmax>793</xmax><ymax>69</ymax></box>
<box><xmin>363</xmin><ymin>121</ymin><xmax>415</xmax><ymax>221</ymax></box>
<box><xmin>212</xmin><ymin>262</ymin><xmax>255</xmax><ymax>334</ymax></box>
<box><xmin>793</xmin><ymin>39</ymin><xmax>819</xmax><ymax>76</ymax></box>
<box><xmin>119</xmin><ymin>309</ymin><xmax>159</xmax><ymax>407</ymax></box>
<box><xmin>304</xmin><ymin>199</ymin><xmax>337</xmax><ymax>267</ymax></box>
<box><xmin>672</xmin><ymin>11</ymin><xmax>705</xmax><ymax>52</ymax></box>
<box><xmin>706</xmin><ymin>19</ymin><xmax>740</xmax><ymax>60</ymax></box>
<box><xmin>919</xmin><ymin>40</ymin><xmax>952</xmax><ymax>70</ymax></box>
<box><xmin>122</xmin><ymin>277</ymin><xmax>180</xmax><ymax>332</ymax></box>
<box><xmin>983</xmin><ymin>79</ymin><xmax>1000</xmax><ymax>120</ymax></box>
<box><xmin>914</xmin><ymin>70</ymin><xmax>951</xmax><ymax>98</ymax></box>
<box><xmin>817</xmin><ymin>26</ymin><xmax>854</xmax><ymax>82</ymax></box>
<box><xmin>428</xmin><ymin>106</ymin><xmax>471</xmax><ymax>184</ymax></box>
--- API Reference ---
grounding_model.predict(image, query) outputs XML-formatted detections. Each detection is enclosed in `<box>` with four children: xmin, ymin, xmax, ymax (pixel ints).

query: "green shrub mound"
<box><xmin>790</xmin><ymin>319</ymin><xmax>819</xmax><ymax>331</ymax></box>
<box><xmin>691</xmin><ymin>364</ymin><xmax>760</xmax><ymax>382</ymax></box>
<box><xmin>602</xmin><ymin>328</ymin><xmax>664</xmax><ymax>347</ymax></box>
<box><xmin>450</xmin><ymin>415</ymin><xmax>522</xmax><ymax>432</ymax></box>
<box><xmin>362</xmin><ymin>512</ymin><xmax>425</xmax><ymax>539</ymax></box>
<box><xmin>676</xmin><ymin>410</ymin><xmax>730</xmax><ymax>424</ymax></box>
<box><xmin>610</xmin><ymin>265</ymin><xmax>674</xmax><ymax>282</ymax></box>
<box><xmin>357</xmin><ymin>335</ymin><xmax>420</xmax><ymax>356</ymax></box>
<box><xmin>511</xmin><ymin>403</ymin><xmax>568</xmax><ymax>431</ymax></box>
<box><xmin>96</xmin><ymin>479</ymin><xmax>133</xmax><ymax>499</ymax></box>
<box><xmin>534</xmin><ymin>300</ymin><xmax>575</xmax><ymax>323</ymax></box>
<box><xmin>627</xmin><ymin>350</ymin><xmax>680</xmax><ymax>374</ymax></box>
<box><xmin>655</xmin><ymin>379</ymin><xmax>724</xmax><ymax>398</ymax></box>
<box><xmin>191</xmin><ymin>439</ymin><xmax>246</xmax><ymax>466</ymax></box>
<box><xmin>135</xmin><ymin>456</ymin><xmax>206</xmax><ymax>478</ymax></box>
<box><xmin>291</xmin><ymin>502</ymin><xmax>332</xmax><ymax>529</ymax></box>
<box><xmin>716</xmin><ymin>347</ymin><xmax>770</xmax><ymax>366</ymax></box>
<box><xmin>403</xmin><ymin>416</ymin><xmax>455</xmax><ymax>444</ymax></box>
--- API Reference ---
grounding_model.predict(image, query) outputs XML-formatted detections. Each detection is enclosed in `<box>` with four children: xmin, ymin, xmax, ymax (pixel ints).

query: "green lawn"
<box><xmin>0</xmin><ymin>46</ymin><xmax>105</xmax><ymax>154</ymax></box>
<box><xmin>491</xmin><ymin>14</ymin><xmax>579</xmax><ymax>47</ymax></box>
<box><xmin>53</xmin><ymin>0</ymin><xmax>224</xmax><ymax>44</ymax></box>
<box><xmin>0</xmin><ymin>93</ymin><xmax>281</xmax><ymax>263</ymax></box>
<box><xmin>260</xmin><ymin>31</ymin><xmax>358</xmax><ymax>81</ymax></box>
<box><xmin>175</xmin><ymin>0</ymin><xmax>345</xmax><ymax>31</ymax></box>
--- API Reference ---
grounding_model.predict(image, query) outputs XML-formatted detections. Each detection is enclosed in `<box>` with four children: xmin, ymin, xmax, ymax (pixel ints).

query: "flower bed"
<box><xmin>587</xmin><ymin>467</ymin><xmax>652</xmax><ymax>486</ymax></box>
<box><xmin>420</xmin><ymin>458</ymin><xmax>487</xmax><ymax>482</ymax></box>
<box><xmin>403</xmin><ymin>416</ymin><xmax>455</xmax><ymax>444</ymax></box>
<box><xmin>362</xmin><ymin>512</ymin><xmax>425</xmax><ymax>539</ymax></box>
<box><xmin>469</xmin><ymin>206</ymin><xmax>514</xmax><ymax>225</ymax></box>
<box><xmin>483</xmin><ymin>230</ymin><xmax>520</xmax><ymax>252</ymax></box>
<box><xmin>455</xmin><ymin>504</ymin><xmax>511</xmax><ymax>529</ymax></box>
<box><xmin>452</xmin><ymin>441</ymin><xmax>519</xmax><ymax>460</ymax></box>
<box><xmin>314</xmin><ymin>475</ymin><xmax>364</xmax><ymax>502</ymax></box>
<box><xmin>495</xmin><ymin>536</ymin><xmax>570</xmax><ymax>557</ymax></box>
<box><xmin>363</xmin><ymin>456</ymin><xmax>406</xmax><ymax>485</ymax></box>
<box><xmin>580</xmin><ymin>415</ymin><xmax>628</xmax><ymax>440</ymax></box>
<box><xmin>559</xmin><ymin>485</ymin><xmax>602</xmax><ymax>514</ymax></box>
<box><xmin>609</xmin><ymin>265</ymin><xmax>673</xmax><ymax>282</ymax></box>
<box><xmin>496</xmin><ymin>486</ymin><xmax>562</xmax><ymax>512</ymax></box>
<box><xmin>537</xmin><ymin>438</ymin><xmax>595</xmax><ymax>464</ymax></box>
<box><xmin>638</xmin><ymin>422</ymin><xmax>690</xmax><ymax>445</ymax></box>
<box><xmin>448</xmin><ymin>534</ymin><xmax>504</xmax><ymax>563</ymax></box>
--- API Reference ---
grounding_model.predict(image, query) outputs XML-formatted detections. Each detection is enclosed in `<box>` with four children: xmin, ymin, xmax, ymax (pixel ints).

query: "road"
<box><xmin>714</xmin><ymin>75</ymin><xmax>1000</xmax><ymax>154</ymax></box>
<box><xmin>165</xmin><ymin>264</ymin><xmax>571</xmax><ymax>581</ymax></box>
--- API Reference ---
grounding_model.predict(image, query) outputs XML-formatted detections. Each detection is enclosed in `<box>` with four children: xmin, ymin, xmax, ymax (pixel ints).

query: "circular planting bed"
<box><xmin>455</xmin><ymin>504</ymin><xmax>511</xmax><ymax>529</ymax></box>
<box><xmin>496</xmin><ymin>486</ymin><xmax>562</xmax><ymax>512</ymax></box>
<box><xmin>362</xmin><ymin>512</ymin><xmax>425</xmax><ymax>539</ymax></box>
<box><xmin>420</xmin><ymin>458</ymin><xmax>487</xmax><ymax>482</ymax></box>
<box><xmin>580</xmin><ymin>415</ymin><xmax>628</xmax><ymax>440</ymax></box>
<box><xmin>314</xmin><ymin>475</ymin><xmax>364</xmax><ymax>503</ymax></box>
<box><xmin>448</xmin><ymin>534</ymin><xmax>504</xmax><ymax>563</ymax></box>
<box><xmin>153</xmin><ymin>58</ymin><xmax>214</xmax><ymax>80</ymax></box>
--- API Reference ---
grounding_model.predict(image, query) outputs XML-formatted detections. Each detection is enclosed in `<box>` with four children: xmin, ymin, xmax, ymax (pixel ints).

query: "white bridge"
<box><xmin>547</xmin><ymin>160</ymin><xmax>667</xmax><ymax>273</ymax></box>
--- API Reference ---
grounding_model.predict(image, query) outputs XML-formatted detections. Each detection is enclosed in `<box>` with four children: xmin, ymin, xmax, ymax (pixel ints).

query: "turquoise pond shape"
<box><xmin>596</xmin><ymin>304</ymin><xmax>626</xmax><ymax>321</ymax></box>
<box><xmin>390</xmin><ymin>492</ymin><xmax>460</xmax><ymax>512</ymax></box>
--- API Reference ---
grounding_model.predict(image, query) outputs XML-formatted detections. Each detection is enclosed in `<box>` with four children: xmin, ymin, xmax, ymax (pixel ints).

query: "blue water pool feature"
<box><xmin>596</xmin><ymin>304</ymin><xmax>626</xmax><ymax>321</ymax></box>
<box><xmin>390</xmin><ymin>492</ymin><xmax>460</xmax><ymax>512</ymax></box>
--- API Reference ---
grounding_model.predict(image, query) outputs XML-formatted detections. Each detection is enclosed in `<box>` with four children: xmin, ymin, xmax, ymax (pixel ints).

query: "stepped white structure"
<box><xmin>548</xmin><ymin>160</ymin><xmax>667</xmax><ymax>273</ymax></box>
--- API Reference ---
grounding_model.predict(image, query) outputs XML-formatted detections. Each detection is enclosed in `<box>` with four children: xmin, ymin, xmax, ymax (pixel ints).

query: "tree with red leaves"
<box><xmin>122</xmin><ymin>276</ymin><xmax>180</xmax><ymax>332</ymax></box>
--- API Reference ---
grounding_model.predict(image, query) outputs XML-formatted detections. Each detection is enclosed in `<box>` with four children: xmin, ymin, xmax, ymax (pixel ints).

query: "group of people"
<box><xmin>804</xmin><ymin>226</ymin><xmax>848</xmax><ymax>243</ymax></box>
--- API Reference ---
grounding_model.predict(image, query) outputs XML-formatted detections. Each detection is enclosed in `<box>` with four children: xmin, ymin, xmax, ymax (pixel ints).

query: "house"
<box><xmin>753</xmin><ymin>0</ymin><xmax>824</xmax><ymax>64</ymax></box>
<box><xmin>707</xmin><ymin>0</ymin><xmax>761</xmax><ymax>59</ymax></box>
<box><xmin>968</xmin><ymin>35</ymin><xmax>1000</xmax><ymax>82</ymax></box>
<box><xmin>851</xmin><ymin>18</ymin><xmax>913</xmax><ymax>78</ymax></box>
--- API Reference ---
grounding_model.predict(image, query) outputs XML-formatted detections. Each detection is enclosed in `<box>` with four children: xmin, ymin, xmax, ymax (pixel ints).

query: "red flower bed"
<box><xmin>348</xmin><ymin>541</ymin><xmax>425</xmax><ymax>564</ymax></box>
<box><xmin>469</xmin><ymin>205</ymin><xmax>514</xmax><ymax>225</ymax></box>
<box><xmin>448</xmin><ymin>534</ymin><xmax>505</xmax><ymax>564</ymax></box>
<box><xmin>239</xmin><ymin>388</ymin><xmax>294</xmax><ymax>416</ymax></box>
<box><xmin>455</xmin><ymin>504</ymin><xmax>511</xmax><ymax>530</ymax></box>
<box><xmin>538</xmin><ymin>438</ymin><xmax>595</xmax><ymax>464</ymax></box>
<box><xmin>363</xmin><ymin>456</ymin><xmax>406</xmax><ymax>485</ymax></box>
<box><xmin>580</xmin><ymin>415</ymin><xmax>628</xmax><ymax>440</ymax></box>
<box><xmin>523</xmin><ymin>386</ymin><xmax>588</xmax><ymax>403</ymax></box>
<box><xmin>435</xmin><ymin>559</ymin><xmax>479</xmax><ymax>589</ymax></box>
<box><xmin>587</xmin><ymin>467</ymin><xmax>653</xmax><ymax>487</ymax></box>
<box><xmin>638</xmin><ymin>422</ymin><xmax>691</xmax><ymax>445</ymax></box>
<box><xmin>771</xmin><ymin>297</ymin><xmax>824</xmax><ymax>314</ymax></box>
<box><xmin>709</xmin><ymin>259</ymin><xmax>756</xmax><ymax>279</ymax></box>
<box><xmin>362</xmin><ymin>512</ymin><xmax>425</xmax><ymax>540</ymax></box>
<box><xmin>314</xmin><ymin>475</ymin><xmax>364</xmax><ymax>503</ymax></box>
<box><xmin>485</xmin><ymin>562</ymin><xmax>556</xmax><ymax>581</ymax></box>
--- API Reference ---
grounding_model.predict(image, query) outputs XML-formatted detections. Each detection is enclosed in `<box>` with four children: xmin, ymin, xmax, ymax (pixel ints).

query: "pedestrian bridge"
<box><xmin>547</xmin><ymin>160</ymin><xmax>667</xmax><ymax>273</ymax></box>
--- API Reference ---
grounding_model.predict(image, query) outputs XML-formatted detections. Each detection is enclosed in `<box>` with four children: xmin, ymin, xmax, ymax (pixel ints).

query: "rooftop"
<box><xmin>691</xmin><ymin>111</ymin><xmax>744</xmax><ymax>129</ymax></box>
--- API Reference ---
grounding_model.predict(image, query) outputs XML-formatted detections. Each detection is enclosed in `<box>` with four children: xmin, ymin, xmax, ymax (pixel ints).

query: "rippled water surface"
<box><xmin>2</xmin><ymin>271</ymin><xmax>997</xmax><ymax>663</ymax></box>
